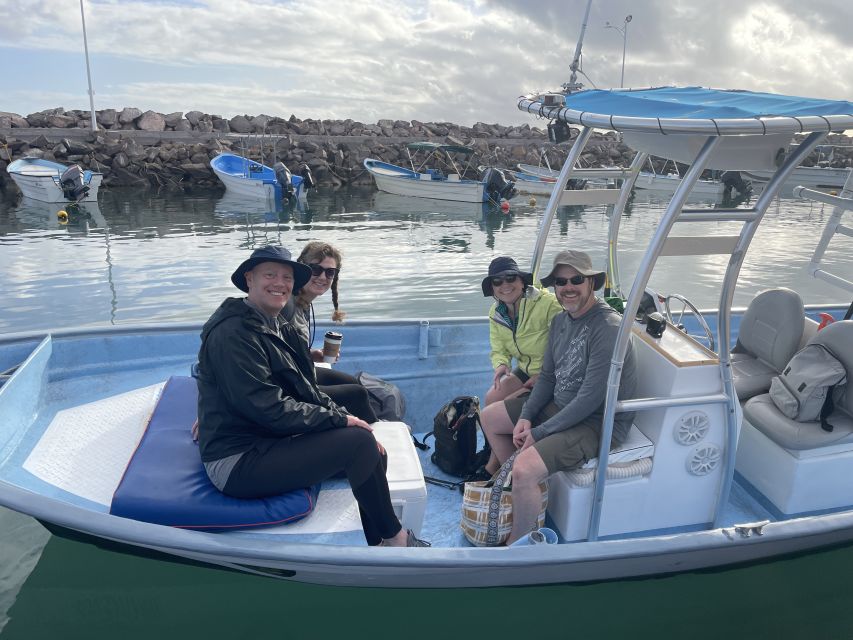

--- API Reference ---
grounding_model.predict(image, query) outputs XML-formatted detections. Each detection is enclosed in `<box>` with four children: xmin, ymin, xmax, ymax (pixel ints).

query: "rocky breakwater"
<box><xmin>0</xmin><ymin>107</ymin><xmax>636</xmax><ymax>194</ymax></box>
<box><xmin>1</xmin><ymin>107</ymin><xmax>850</xmax><ymax>196</ymax></box>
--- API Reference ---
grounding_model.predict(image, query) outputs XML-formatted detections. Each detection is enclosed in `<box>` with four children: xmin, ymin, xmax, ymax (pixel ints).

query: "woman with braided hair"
<box><xmin>282</xmin><ymin>241</ymin><xmax>378</xmax><ymax>423</ymax></box>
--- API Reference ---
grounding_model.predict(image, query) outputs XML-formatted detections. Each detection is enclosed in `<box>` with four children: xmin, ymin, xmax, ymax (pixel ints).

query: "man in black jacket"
<box><xmin>196</xmin><ymin>245</ymin><xmax>428</xmax><ymax>547</ymax></box>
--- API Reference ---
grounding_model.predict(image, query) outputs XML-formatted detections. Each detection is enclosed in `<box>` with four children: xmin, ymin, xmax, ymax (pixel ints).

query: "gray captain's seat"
<box><xmin>731</xmin><ymin>288</ymin><xmax>804</xmax><ymax>400</ymax></box>
<box><xmin>743</xmin><ymin>320</ymin><xmax>853</xmax><ymax>449</ymax></box>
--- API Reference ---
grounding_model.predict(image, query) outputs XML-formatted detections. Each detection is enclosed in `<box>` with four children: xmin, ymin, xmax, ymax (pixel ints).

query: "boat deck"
<box><xmin>0</xmin><ymin>343</ymin><xmax>777</xmax><ymax>549</ymax></box>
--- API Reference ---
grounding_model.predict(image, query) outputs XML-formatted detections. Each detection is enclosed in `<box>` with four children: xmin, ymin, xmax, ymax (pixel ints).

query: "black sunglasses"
<box><xmin>553</xmin><ymin>274</ymin><xmax>587</xmax><ymax>287</ymax></box>
<box><xmin>308</xmin><ymin>263</ymin><xmax>339</xmax><ymax>279</ymax></box>
<box><xmin>490</xmin><ymin>274</ymin><xmax>519</xmax><ymax>286</ymax></box>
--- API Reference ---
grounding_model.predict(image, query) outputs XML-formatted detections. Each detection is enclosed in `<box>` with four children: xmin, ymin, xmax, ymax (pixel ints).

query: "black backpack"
<box><xmin>356</xmin><ymin>371</ymin><xmax>407</xmax><ymax>421</ymax></box>
<box><xmin>421</xmin><ymin>396</ymin><xmax>484</xmax><ymax>478</ymax></box>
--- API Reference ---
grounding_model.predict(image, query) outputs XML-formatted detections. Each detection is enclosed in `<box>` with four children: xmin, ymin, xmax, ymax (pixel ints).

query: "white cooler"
<box><xmin>371</xmin><ymin>421</ymin><xmax>428</xmax><ymax>535</ymax></box>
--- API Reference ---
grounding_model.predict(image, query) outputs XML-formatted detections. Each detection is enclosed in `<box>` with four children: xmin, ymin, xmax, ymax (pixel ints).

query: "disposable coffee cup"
<box><xmin>322</xmin><ymin>331</ymin><xmax>343</xmax><ymax>363</ymax></box>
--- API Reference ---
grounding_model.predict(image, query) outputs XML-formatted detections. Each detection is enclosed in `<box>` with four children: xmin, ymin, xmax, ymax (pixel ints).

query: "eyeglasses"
<box><xmin>490</xmin><ymin>274</ymin><xmax>519</xmax><ymax>287</ymax></box>
<box><xmin>308</xmin><ymin>264</ymin><xmax>339</xmax><ymax>279</ymax></box>
<box><xmin>553</xmin><ymin>274</ymin><xmax>587</xmax><ymax>287</ymax></box>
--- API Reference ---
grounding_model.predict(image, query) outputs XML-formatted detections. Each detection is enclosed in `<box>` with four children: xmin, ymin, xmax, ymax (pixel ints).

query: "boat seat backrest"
<box><xmin>734</xmin><ymin>288</ymin><xmax>804</xmax><ymax>371</ymax></box>
<box><xmin>807</xmin><ymin>320</ymin><xmax>853</xmax><ymax>416</ymax></box>
<box><xmin>731</xmin><ymin>288</ymin><xmax>805</xmax><ymax>400</ymax></box>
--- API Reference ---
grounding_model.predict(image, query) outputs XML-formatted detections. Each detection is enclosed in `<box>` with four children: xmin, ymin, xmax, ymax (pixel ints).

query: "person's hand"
<box><xmin>191</xmin><ymin>419</ymin><xmax>199</xmax><ymax>443</ymax></box>
<box><xmin>519</xmin><ymin>432</ymin><xmax>536</xmax><ymax>451</ymax></box>
<box><xmin>512</xmin><ymin>419</ymin><xmax>532</xmax><ymax>448</ymax></box>
<box><xmin>311</xmin><ymin>349</ymin><xmax>325</xmax><ymax>363</ymax></box>
<box><xmin>522</xmin><ymin>374</ymin><xmax>539</xmax><ymax>389</ymax></box>
<box><xmin>493</xmin><ymin>364</ymin><xmax>509</xmax><ymax>389</ymax></box>
<box><xmin>345</xmin><ymin>415</ymin><xmax>383</xmax><ymax>454</ymax></box>
<box><xmin>346</xmin><ymin>415</ymin><xmax>373</xmax><ymax>431</ymax></box>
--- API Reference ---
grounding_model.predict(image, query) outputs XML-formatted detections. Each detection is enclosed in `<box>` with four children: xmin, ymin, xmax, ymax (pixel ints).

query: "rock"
<box><xmin>212</xmin><ymin>118</ymin><xmax>230</xmax><ymax>133</ymax></box>
<box><xmin>63</xmin><ymin>138</ymin><xmax>93</xmax><ymax>155</ymax></box>
<box><xmin>179</xmin><ymin>163</ymin><xmax>211</xmax><ymax>179</ymax></box>
<box><xmin>136</xmin><ymin>110</ymin><xmax>166</xmax><ymax>132</ymax></box>
<box><xmin>97</xmin><ymin>109</ymin><xmax>117</xmax><ymax>127</ymax></box>
<box><xmin>250</xmin><ymin>114</ymin><xmax>271</xmax><ymax>132</ymax></box>
<box><xmin>229</xmin><ymin>115</ymin><xmax>252</xmax><ymax>133</ymax></box>
<box><xmin>185</xmin><ymin>111</ymin><xmax>204</xmax><ymax>126</ymax></box>
<box><xmin>173</xmin><ymin>119</ymin><xmax>192</xmax><ymax>131</ymax></box>
<box><xmin>119</xmin><ymin>107</ymin><xmax>142</xmax><ymax>124</ymax></box>
<box><xmin>189</xmin><ymin>152</ymin><xmax>208</xmax><ymax>164</ymax></box>
<box><xmin>196</xmin><ymin>119</ymin><xmax>214</xmax><ymax>133</ymax></box>
<box><xmin>163</xmin><ymin>112</ymin><xmax>184</xmax><ymax>128</ymax></box>
<box><xmin>113</xmin><ymin>151</ymin><xmax>130</xmax><ymax>168</ymax></box>
<box><xmin>53</xmin><ymin>142</ymin><xmax>68</xmax><ymax>158</ymax></box>
<box><xmin>30</xmin><ymin>134</ymin><xmax>50</xmax><ymax>148</ymax></box>
<box><xmin>47</xmin><ymin>114</ymin><xmax>77</xmax><ymax>128</ymax></box>
<box><xmin>108</xmin><ymin>166</ymin><xmax>147</xmax><ymax>186</ymax></box>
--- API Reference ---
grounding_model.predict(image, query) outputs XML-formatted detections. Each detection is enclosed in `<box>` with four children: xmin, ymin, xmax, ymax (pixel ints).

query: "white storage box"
<box><xmin>371</xmin><ymin>421</ymin><xmax>427</xmax><ymax>535</ymax></box>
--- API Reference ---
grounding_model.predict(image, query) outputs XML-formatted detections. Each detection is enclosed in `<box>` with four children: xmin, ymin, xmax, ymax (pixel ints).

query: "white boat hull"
<box><xmin>744</xmin><ymin>166</ymin><xmax>852</xmax><ymax>189</ymax></box>
<box><xmin>8</xmin><ymin>169</ymin><xmax>102</xmax><ymax>203</ymax></box>
<box><xmin>634</xmin><ymin>172</ymin><xmax>724</xmax><ymax>196</ymax></box>
<box><xmin>370</xmin><ymin>172</ymin><xmax>487</xmax><ymax>202</ymax></box>
<box><xmin>211</xmin><ymin>169</ymin><xmax>277</xmax><ymax>200</ymax></box>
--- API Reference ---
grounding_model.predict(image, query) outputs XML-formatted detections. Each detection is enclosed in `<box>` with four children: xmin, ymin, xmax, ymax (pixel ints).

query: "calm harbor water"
<box><xmin>1</xmin><ymin>185</ymin><xmax>852</xmax><ymax>638</ymax></box>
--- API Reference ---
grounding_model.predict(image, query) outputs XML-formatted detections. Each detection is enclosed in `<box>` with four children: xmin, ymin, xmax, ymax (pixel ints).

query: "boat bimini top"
<box><xmin>405</xmin><ymin>141</ymin><xmax>479</xmax><ymax>177</ymax></box>
<box><xmin>518</xmin><ymin>86</ymin><xmax>853</xmax><ymax>542</ymax></box>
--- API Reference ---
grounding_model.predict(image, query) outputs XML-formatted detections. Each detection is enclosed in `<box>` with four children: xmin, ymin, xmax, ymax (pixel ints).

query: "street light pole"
<box><xmin>605</xmin><ymin>14</ymin><xmax>632</xmax><ymax>88</ymax></box>
<box><xmin>79</xmin><ymin>0</ymin><xmax>97</xmax><ymax>131</ymax></box>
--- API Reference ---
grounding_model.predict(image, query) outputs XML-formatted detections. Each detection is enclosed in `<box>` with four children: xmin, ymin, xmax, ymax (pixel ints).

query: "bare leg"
<box><xmin>485</xmin><ymin>373</ymin><xmax>525</xmax><ymax>406</ymax></box>
<box><xmin>506</xmin><ymin>447</ymin><xmax>549</xmax><ymax>545</ymax></box>
<box><xmin>479</xmin><ymin>401</ymin><xmax>517</xmax><ymax>473</ymax></box>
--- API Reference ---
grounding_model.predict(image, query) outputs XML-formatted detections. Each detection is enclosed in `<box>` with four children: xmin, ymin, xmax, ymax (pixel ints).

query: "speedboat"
<box><xmin>6</xmin><ymin>157</ymin><xmax>102</xmax><ymax>203</ymax></box>
<box><xmin>210</xmin><ymin>152</ymin><xmax>314</xmax><ymax>204</ymax></box>
<box><xmin>363</xmin><ymin>142</ymin><xmax>516</xmax><ymax>204</ymax></box>
<box><xmin>1</xmin><ymin>86</ymin><xmax>852</xmax><ymax>588</ymax></box>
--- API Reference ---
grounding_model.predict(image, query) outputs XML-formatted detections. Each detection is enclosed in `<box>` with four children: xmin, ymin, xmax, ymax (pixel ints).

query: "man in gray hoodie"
<box><xmin>479</xmin><ymin>250</ymin><xmax>636</xmax><ymax>544</ymax></box>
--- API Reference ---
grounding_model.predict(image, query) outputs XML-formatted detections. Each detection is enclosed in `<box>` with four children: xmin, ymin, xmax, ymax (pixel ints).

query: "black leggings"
<box><xmin>317</xmin><ymin>368</ymin><xmax>377</xmax><ymax>423</ymax></box>
<box><xmin>223</xmin><ymin>427</ymin><xmax>401</xmax><ymax>545</ymax></box>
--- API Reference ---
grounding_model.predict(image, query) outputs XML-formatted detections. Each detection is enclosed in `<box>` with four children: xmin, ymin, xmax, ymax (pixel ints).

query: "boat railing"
<box><xmin>526</xmin><ymin>111</ymin><xmax>834</xmax><ymax>541</ymax></box>
<box><xmin>796</xmin><ymin>176</ymin><xmax>853</xmax><ymax>295</ymax></box>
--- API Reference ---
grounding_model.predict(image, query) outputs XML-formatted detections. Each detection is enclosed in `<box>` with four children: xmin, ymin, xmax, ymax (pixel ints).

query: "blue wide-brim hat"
<box><xmin>481</xmin><ymin>256</ymin><xmax>533</xmax><ymax>296</ymax></box>
<box><xmin>230</xmin><ymin>245</ymin><xmax>313</xmax><ymax>293</ymax></box>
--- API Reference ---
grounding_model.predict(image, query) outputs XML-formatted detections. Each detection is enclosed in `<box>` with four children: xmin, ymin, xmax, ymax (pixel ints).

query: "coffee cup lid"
<box><xmin>325</xmin><ymin>331</ymin><xmax>343</xmax><ymax>339</ymax></box>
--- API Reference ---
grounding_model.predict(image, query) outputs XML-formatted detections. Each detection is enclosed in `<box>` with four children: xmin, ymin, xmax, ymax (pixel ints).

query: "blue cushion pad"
<box><xmin>110</xmin><ymin>376</ymin><xmax>319</xmax><ymax>531</ymax></box>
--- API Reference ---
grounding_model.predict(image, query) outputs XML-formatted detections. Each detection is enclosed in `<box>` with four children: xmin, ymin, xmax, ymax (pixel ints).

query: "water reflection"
<box><xmin>0</xmin><ymin>185</ymin><xmax>850</xmax><ymax>334</ymax></box>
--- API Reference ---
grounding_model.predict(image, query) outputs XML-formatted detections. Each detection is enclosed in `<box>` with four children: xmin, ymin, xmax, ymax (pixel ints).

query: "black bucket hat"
<box><xmin>230</xmin><ymin>245</ymin><xmax>312</xmax><ymax>293</ymax></box>
<box><xmin>481</xmin><ymin>256</ymin><xmax>533</xmax><ymax>296</ymax></box>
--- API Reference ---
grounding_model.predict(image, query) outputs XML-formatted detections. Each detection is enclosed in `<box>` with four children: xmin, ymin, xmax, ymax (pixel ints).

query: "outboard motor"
<box><xmin>721</xmin><ymin>170</ymin><xmax>751</xmax><ymax>197</ymax></box>
<box><xmin>482</xmin><ymin>167</ymin><xmax>517</xmax><ymax>203</ymax></box>
<box><xmin>59</xmin><ymin>164</ymin><xmax>89</xmax><ymax>202</ymax></box>
<box><xmin>299</xmin><ymin>164</ymin><xmax>315</xmax><ymax>190</ymax></box>
<box><xmin>273</xmin><ymin>162</ymin><xmax>295</xmax><ymax>201</ymax></box>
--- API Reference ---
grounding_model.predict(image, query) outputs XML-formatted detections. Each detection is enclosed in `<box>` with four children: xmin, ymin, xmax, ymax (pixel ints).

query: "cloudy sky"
<box><xmin>2</xmin><ymin>0</ymin><xmax>852</xmax><ymax>127</ymax></box>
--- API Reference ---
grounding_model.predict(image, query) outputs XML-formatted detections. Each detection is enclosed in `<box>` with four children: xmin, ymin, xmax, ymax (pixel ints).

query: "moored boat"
<box><xmin>210</xmin><ymin>152</ymin><xmax>314</xmax><ymax>204</ymax></box>
<box><xmin>743</xmin><ymin>165</ymin><xmax>852</xmax><ymax>190</ymax></box>
<box><xmin>6</xmin><ymin>157</ymin><xmax>102</xmax><ymax>203</ymax></box>
<box><xmin>363</xmin><ymin>142</ymin><xmax>516</xmax><ymax>203</ymax></box>
<box><xmin>1</xmin><ymin>86</ymin><xmax>853</xmax><ymax>589</ymax></box>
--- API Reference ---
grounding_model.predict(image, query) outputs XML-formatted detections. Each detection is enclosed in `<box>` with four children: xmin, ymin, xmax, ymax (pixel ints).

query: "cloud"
<box><xmin>0</xmin><ymin>0</ymin><xmax>850</xmax><ymax>125</ymax></box>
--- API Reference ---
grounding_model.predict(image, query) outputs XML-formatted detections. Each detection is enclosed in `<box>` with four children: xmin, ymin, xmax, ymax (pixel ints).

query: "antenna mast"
<box><xmin>563</xmin><ymin>0</ymin><xmax>594</xmax><ymax>94</ymax></box>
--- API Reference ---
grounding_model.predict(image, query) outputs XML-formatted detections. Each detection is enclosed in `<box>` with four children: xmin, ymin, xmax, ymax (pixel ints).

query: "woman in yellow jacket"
<box><xmin>482</xmin><ymin>256</ymin><xmax>563</xmax><ymax>406</ymax></box>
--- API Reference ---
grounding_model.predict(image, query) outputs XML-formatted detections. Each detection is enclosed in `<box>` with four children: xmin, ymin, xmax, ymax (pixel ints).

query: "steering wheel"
<box><xmin>664</xmin><ymin>293</ymin><xmax>716</xmax><ymax>352</ymax></box>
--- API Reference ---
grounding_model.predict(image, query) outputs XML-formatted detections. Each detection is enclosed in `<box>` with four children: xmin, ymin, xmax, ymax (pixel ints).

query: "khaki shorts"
<box><xmin>504</xmin><ymin>393</ymin><xmax>604</xmax><ymax>475</ymax></box>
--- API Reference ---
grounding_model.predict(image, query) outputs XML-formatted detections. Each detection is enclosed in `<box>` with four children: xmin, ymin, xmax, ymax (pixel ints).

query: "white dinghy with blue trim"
<box><xmin>364</xmin><ymin>142</ymin><xmax>517</xmax><ymax>204</ymax></box>
<box><xmin>210</xmin><ymin>152</ymin><xmax>314</xmax><ymax>205</ymax></box>
<box><xmin>1</xmin><ymin>87</ymin><xmax>852</xmax><ymax>588</ymax></box>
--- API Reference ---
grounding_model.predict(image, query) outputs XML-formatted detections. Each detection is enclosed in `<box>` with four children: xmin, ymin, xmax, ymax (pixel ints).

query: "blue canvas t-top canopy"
<box><xmin>519</xmin><ymin>87</ymin><xmax>853</xmax><ymax>136</ymax></box>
